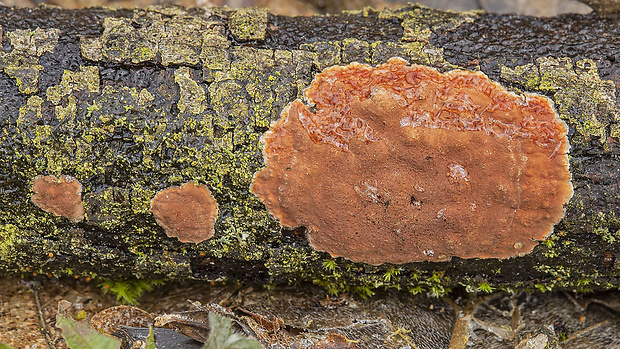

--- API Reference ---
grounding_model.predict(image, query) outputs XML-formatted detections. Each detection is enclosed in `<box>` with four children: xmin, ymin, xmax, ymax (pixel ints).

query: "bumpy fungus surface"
<box><xmin>31</xmin><ymin>175</ymin><xmax>85</xmax><ymax>222</ymax></box>
<box><xmin>251</xmin><ymin>58</ymin><xmax>573</xmax><ymax>265</ymax></box>
<box><xmin>150</xmin><ymin>182</ymin><xmax>219</xmax><ymax>243</ymax></box>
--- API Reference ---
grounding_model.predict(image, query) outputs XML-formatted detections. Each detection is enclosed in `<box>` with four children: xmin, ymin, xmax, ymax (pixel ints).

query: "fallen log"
<box><xmin>0</xmin><ymin>4</ymin><xmax>619</xmax><ymax>296</ymax></box>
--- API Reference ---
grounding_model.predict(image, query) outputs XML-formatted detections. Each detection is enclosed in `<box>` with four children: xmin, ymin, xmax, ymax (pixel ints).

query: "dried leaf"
<box><xmin>90</xmin><ymin>305</ymin><xmax>154</xmax><ymax>335</ymax></box>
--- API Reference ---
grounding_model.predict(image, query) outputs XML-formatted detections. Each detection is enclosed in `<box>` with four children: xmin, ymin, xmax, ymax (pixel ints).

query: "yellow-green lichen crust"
<box><xmin>0</xmin><ymin>28</ymin><xmax>60</xmax><ymax>94</ymax></box>
<box><xmin>81</xmin><ymin>10</ymin><xmax>223</xmax><ymax>66</ymax></box>
<box><xmin>378</xmin><ymin>5</ymin><xmax>479</xmax><ymax>43</ymax></box>
<box><xmin>0</xmin><ymin>224</ymin><xmax>19</xmax><ymax>266</ymax></box>
<box><xmin>375</xmin><ymin>5</ymin><xmax>480</xmax><ymax>69</ymax></box>
<box><xmin>228</xmin><ymin>8</ymin><xmax>269</xmax><ymax>42</ymax></box>
<box><xmin>501</xmin><ymin>57</ymin><xmax>619</xmax><ymax>146</ymax></box>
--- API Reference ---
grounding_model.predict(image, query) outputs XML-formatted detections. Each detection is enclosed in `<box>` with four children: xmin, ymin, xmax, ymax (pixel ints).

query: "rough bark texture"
<box><xmin>0</xmin><ymin>4</ymin><xmax>619</xmax><ymax>295</ymax></box>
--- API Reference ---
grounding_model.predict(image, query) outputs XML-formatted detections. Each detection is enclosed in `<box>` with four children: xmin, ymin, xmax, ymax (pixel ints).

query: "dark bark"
<box><xmin>0</xmin><ymin>4</ymin><xmax>619</xmax><ymax>294</ymax></box>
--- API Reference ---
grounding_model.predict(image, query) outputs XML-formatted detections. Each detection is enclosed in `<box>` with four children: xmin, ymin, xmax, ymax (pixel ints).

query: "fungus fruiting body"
<box><xmin>150</xmin><ymin>182</ymin><xmax>219</xmax><ymax>243</ymax></box>
<box><xmin>251</xmin><ymin>58</ymin><xmax>573</xmax><ymax>265</ymax></box>
<box><xmin>31</xmin><ymin>175</ymin><xmax>85</xmax><ymax>222</ymax></box>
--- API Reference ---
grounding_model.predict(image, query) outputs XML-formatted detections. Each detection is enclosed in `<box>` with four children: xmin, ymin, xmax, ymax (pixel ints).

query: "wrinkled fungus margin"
<box><xmin>150</xmin><ymin>182</ymin><xmax>219</xmax><ymax>244</ymax></box>
<box><xmin>31</xmin><ymin>175</ymin><xmax>85</xmax><ymax>222</ymax></box>
<box><xmin>251</xmin><ymin>57</ymin><xmax>573</xmax><ymax>265</ymax></box>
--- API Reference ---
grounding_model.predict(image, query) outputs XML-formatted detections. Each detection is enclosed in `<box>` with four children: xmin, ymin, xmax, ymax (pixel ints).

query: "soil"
<box><xmin>1</xmin><ymin>276</ymin><xmax>619</xmax><ymax>348</ymax></box>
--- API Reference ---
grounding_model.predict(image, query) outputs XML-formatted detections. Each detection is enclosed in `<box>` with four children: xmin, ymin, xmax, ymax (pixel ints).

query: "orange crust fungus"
<box><xmin>31</xmin><ymin>175</ymin><xmax>85</xmax><ymax>222</ymax></box>
<box><xmin>251</xmin><ymin>57</ymin><xmax>573</xmax><ymax>265</ymax></box>
<box><xmin>150</xmin><ymin>182</ymin><xmax>219</xmax><ymax>243</ymax></box>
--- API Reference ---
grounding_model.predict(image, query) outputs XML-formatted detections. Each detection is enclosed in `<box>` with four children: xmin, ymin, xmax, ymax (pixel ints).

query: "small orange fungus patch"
<box><xmin>150</xmin><ymin>182</ymin><xmax>219</xmax><ymax>243</ymax></box>
<box><xmin>31</xmin><ymin>175</ymin><xmax>85</xmax><ymax>222</ymax></box>
<box><xmin>251</xmin><ymin>58</ymin><xmax>573</xmax><ymax>265</ymax></box>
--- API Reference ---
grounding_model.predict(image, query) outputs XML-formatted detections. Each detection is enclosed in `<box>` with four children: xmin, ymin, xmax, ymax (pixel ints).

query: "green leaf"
<box><xmin>0</xmin><ymin>342</ymin><xmax>16</xmax><ymax>349</ymax></box>
<box><xmin>203</xmin><ymin>312</ymin><xmax>263</xmax><ymax>349</ymax></box>
<box><xmin>56</xmin><ymin>300</ymin><xmax>121</xmax><ymax>349</ymax></box>
<box><xmin>145</xmin><ymin>326</ymin><xmax>156</xmax><ymax>349</ymax></box>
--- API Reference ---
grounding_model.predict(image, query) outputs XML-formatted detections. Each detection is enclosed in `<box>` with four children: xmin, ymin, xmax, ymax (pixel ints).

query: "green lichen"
<box><xmin>373</xmin><ymin>5</ymin><xmax>476</xmax><ymax>69</ymax></box>
<box><xmin>300</xmin><ymin>41</ymin><xmax>341</xmax><ymax>70</ymax></box>
<box><xmin>0</xmin><ymin>224</ymin><xmax>18</xmax><ymax>264</ymax></box>
<box><xmin>611</xmin><ymin>124</ymin><xmax>620</xmax><ymax>139</ymax></box>
<box><xmin>156</xmin><ymin>16</ymin><xmax>206</xmax><ymax>66</ymax></box>
<box><xmin>175</xmin><ymin>67</ymin><xmax>207</xmax><ymax>115</ymax></box>
<box><xmin>501</xmin><ymin>57</ymin><xmax>619</xmax><ymax>146</ymax></box>
<box><xmin>7</xmin><ymin>28</ymin><xmax>59</xmax><ymax>56</ymax></box>
<box><xmin>500</xmin><ymin>63</ymin><xmax>540</xmax><ymax>90</ymax></box>
<box><xmin>228</xmin><ymin>8</ymin><xmax>269</xmax><ymax>42</ymax></box>
<box><xmin>0</xmin><ymin>28</ymin><xmax>60</xmax><ymax>94</ymax></box>
<box><xmin>201</xmin><ymin>26</ymin><xmax>231</xmax><ymax>82</ymax></box>
<box><xmin>83</xmin><ymin>17</ymin><xmax>156</xmax><ymax>64</ymax></box>
<box><xmin>81</xmin><ymin>11</ymin><xmax>223</xmax><ymax>66</ymax></box>
<box><xmin>379</xmin><ymin>6</ymin><xmax>479</xmax><ymax>43</ymax></box>
<box><xmin>342</xmin><ymin>38</ymin><xmax>371</xmax><ymax>64</ymax></box>
<box><xmin>46</xmin><ymin>66</ymin><xmax>100</xmax><ymax>105</ymax></box>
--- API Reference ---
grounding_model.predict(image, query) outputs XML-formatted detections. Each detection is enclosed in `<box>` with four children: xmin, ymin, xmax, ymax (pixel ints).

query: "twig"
<box><xmin>390</xmin><ymin>326</ymin><xmax>419</xmax><ymax>349</ymax></box>
<box><xmin>565</xmin><ymin>319</ymin><xmax>618</xmax><ymax>342</ymax></box>
<box><xmin>32</xmin><ymin>285</ymin><xmax>57</xmax><ymax>349</ymax></box>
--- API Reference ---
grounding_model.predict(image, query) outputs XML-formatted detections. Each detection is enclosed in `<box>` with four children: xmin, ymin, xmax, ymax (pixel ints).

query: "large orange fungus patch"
<box><xmin>251</xmin><ymin>58</ymin><xmax>573</xmax><ymax>265</ymax></box>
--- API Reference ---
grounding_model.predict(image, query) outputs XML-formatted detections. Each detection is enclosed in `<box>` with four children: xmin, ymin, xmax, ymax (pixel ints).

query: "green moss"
<box><xmin>323</xmin><ymin>259</ymin><xmax>337</xmax><ymax>272</ymax></box>
<box><xmin>611</xmin><ymin>124</ymin><xmax>620</xmax><ymax>139</ymax></box>
<box><xmin>382</xmin><ymin>266</ymin><xmax>402</xmax><ymax>282</ymax></box>
<box><xmin>501</xmin><ymin>57</ymin><xmax>619</xmax><ymax>146</ymax></box>
<box><xmin>593</xmin><ymin>226</ymin><xmax>620</xmax><ymax>244</ymax></box>
<box><xmin>476</xmin><ymin>282</ymin><xmax>494</xmax><ymax>293</ymax></box>
<box><xmin>100</xmin><ymin>278</ymin><xmax>165</xmax><ymax>305</ymax></box>
<box><xmin>587</xmin><ymin>211</ymin><xmax>620</xmax><ymax>243</ymax></box>
<box><xmin>228</xmin><ymin>8</ymin><xmax>269</xmax><ymax>42</ymax></box>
